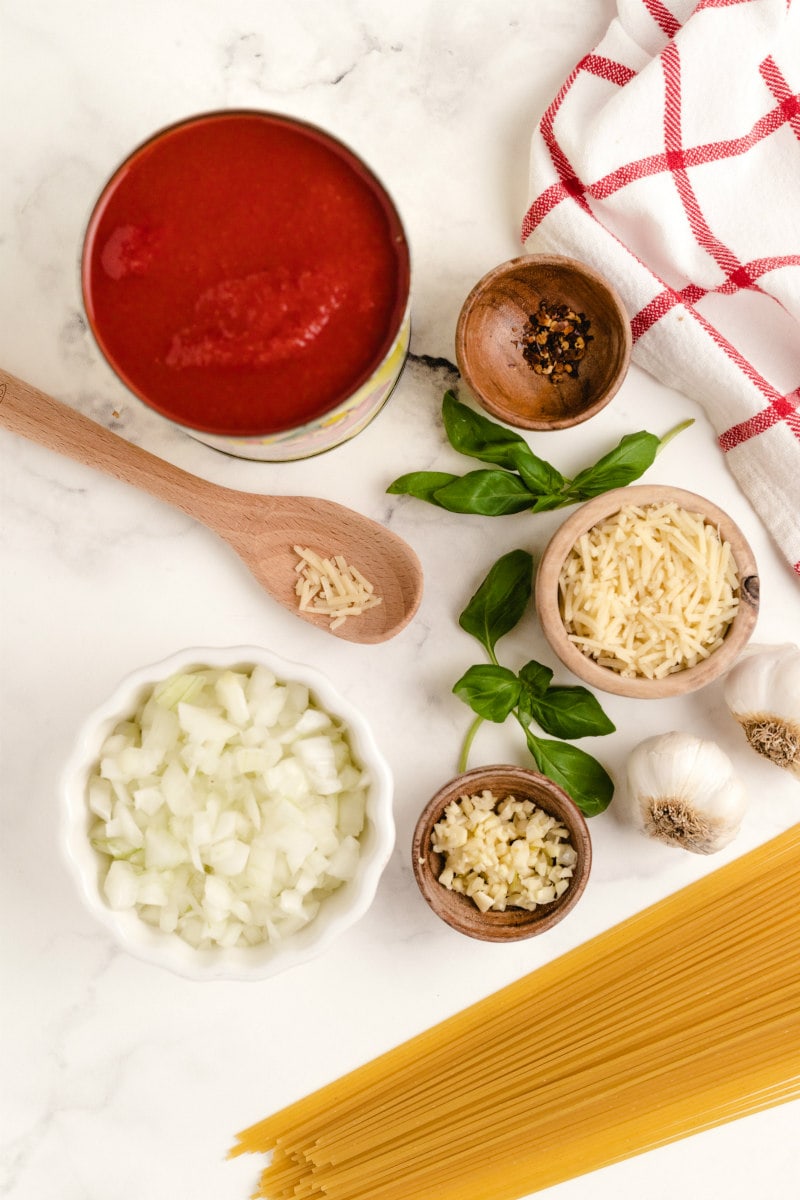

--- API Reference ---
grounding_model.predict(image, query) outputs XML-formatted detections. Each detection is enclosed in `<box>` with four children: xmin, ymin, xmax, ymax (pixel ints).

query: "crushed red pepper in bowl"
<box><xmin>455</xmin><ymin>253</ymin><xmax>632</xmax><ymax>431</ymax></box>
<box><xmin>517</xmin><ymin>299</ymin><xmax>593</xmax><ymax>383</ymax></box>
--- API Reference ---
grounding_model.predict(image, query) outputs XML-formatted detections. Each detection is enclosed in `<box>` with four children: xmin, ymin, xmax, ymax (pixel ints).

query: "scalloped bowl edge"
<box><xmin>60</xmin><ymin>645</ymin><xmax>395</xmax><ymax>981</ymax></box>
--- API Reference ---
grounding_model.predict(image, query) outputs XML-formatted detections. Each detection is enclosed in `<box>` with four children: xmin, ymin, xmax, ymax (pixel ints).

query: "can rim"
<box><xmin>80</xmin><ymin>109</ymin><xmax>412</xmax><ymax>438</ymax></box>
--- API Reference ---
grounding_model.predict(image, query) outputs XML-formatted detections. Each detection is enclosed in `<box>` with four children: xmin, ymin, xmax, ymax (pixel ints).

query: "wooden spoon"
<box><xmin>0</xmin><ymin>369</ymin><xmax>423</xmax><ymax>643</ymax></box>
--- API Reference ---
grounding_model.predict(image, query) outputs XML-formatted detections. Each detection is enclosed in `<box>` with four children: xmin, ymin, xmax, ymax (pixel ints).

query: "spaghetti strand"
<box><xmin>232</xmin><ymin>823</ymin><xmax>800</xmax><ymax>1200</ymax></box>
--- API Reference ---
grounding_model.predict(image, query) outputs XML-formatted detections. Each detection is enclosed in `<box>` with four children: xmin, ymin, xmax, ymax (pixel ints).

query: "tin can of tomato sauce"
<box><xmin>81</xmin><ymin>111</ymin><xmax>411</xmax><ymax>460</ymax></box>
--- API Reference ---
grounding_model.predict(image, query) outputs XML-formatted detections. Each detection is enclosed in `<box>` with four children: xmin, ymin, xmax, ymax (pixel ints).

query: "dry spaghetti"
<box><xmin>230</xmin><ymin>823</ymin><xmax>800</xmax><ymax>1199</ymax></box>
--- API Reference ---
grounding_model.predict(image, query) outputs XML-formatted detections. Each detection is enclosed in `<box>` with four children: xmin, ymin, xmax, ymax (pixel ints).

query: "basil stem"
<box><xmin>657</xmin><ymin>417</ymin><xmax>695</xmax><ymax>450</ymax></box>
<box><xmin>458</xmin><ymin>715</ymin><xmax>484</xmax><ymax>774</ymax></box>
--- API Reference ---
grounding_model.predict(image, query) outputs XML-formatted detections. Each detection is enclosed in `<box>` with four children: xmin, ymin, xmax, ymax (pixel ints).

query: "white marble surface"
<box><xmin>1</xmin><ymin>3</ymin><xmax>799</xmax><ymax>1198</ymax></box>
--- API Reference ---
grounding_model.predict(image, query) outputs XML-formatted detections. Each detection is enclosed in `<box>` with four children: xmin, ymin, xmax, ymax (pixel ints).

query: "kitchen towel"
<box><xmin>523</xmin><ymin>0</ymin><xmax>800</xmax><ymax>579</ymax></box>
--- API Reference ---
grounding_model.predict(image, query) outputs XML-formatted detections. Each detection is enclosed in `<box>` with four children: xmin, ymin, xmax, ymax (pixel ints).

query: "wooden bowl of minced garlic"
<box><xmin>411</xmin><ymin>766</ymin><xmax>592</xmax><ymax>941</ymax></box>
<box><xmin>535</xmin><ymin>485</ymin><xmax>759</xmax><ymax>700</ymax></box>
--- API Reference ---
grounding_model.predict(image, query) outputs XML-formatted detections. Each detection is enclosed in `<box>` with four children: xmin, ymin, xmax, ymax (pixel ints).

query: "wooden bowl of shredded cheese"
<box><xmin>412</xmin><ymin>766</ymin><xmax>592</xmax><ymax>941</ymax></box>
<box><xmin>535</xmin><ymin>485</ymin><xmax>759</xmax><ymax>699</ymax></box>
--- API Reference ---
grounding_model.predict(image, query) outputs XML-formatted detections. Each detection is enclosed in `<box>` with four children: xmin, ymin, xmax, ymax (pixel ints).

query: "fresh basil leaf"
<box><xmin>506</xmin><ymin>444</ymin><xmax>567</xmax><ymax>497</ymax></box>
<box><xmin>459</xmin><ymin>549</ymin><xmax>533</xmax><ymax>658</ymax></box>
<box><xmin>525</xmin><ymin>686</ymin><xmax>616</xmax><ymax>740</ymax></box>
<box><xmin>432</xmin><ymin>470</ymin><xmax>534</xmax><ymax>515</ymax></box>
<box><xmin>442</xmin><ymin>392</ymin><xmax>566</xmax><ymax>496</ymax></box>
<box><xmin>387</xmin><ymin>471</ymin><xmax>461</xmax><ymax>504</ymax></box>
<box><xmin>442</xmin><ymin>391</ymin><xmax>528</xmax><ymax>469</ymax></box>
<box><xmin>452</xmin><ymin>664</ymin><xmax>521</xmax><ymax>722</ymax></box>
<box><xmin>523</xmin><ymin>730</ymin><xmax>614</xmax><ymax>816</ymax></box>
<box><xmin>517</xmin><ymin>661</ymin><xmax>554</xmax><ymax>698</ymax></box>
<box><xmin>567</xmin><ymin>431</ymin><xmax>661</xmax><ymax>499</ymax></box>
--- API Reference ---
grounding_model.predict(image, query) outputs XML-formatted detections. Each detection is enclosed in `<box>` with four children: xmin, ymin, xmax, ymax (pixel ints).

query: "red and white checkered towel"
<box><xmin>523</xmin><ymin>0</ymin><xmax>800</xmax><ymax>578</ymax></box>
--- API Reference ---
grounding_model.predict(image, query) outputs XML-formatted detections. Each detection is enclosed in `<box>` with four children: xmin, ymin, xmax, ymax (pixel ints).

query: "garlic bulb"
<box><xmin>624</xmin><ymin>732</ymin><xmax>747</xmax><ymax>855</ymax></box>
<box><xmin>723</xmin><ymin>644</ymin><xmax>800</xmax><ymax>778</ymax></box>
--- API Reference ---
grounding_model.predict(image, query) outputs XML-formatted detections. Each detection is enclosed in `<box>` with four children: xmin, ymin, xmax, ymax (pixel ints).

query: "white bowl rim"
<box><xmin>60</xmin><ymin>644</ymin><xmax>395</xmax><ymax>981</ymax></box>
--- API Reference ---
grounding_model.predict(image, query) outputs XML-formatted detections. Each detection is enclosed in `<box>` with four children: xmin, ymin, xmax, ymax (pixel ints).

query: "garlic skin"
<box><xmin>624</xmin><ymin>732</ymin><xmax>747</xmax><ymax>855</ymax></box>
<box><xmin>723</xmin><ymin>644</ymin><xmax>800</xmax><ymax>778</ymax></box>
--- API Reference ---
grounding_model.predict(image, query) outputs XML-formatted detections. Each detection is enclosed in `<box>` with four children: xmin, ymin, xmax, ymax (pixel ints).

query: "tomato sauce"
<box><xmin>82</xmin><ymin>112</ymin><xmax>410</xmax><ymax>437</ymax></box>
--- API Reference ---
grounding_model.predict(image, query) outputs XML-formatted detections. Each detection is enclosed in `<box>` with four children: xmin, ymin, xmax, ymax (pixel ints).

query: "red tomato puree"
<box><xmin>82</xmin><ymin>112</ymin><xmax>410</xmax><ymax>437</ymax></box>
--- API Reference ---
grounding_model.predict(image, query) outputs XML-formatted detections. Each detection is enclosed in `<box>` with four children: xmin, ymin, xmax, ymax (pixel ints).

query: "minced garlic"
<box><xmin>431</xmin><ymin>789</ymin><xmax>577</xmax><ymax>913</ymax></box>
<box><xmin>294</xmin><ymin>546</ymin><xmax>382</xmax><ymax>631</ymax></box>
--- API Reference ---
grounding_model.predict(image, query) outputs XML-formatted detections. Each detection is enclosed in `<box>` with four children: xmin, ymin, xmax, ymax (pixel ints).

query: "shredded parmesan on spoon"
<box><xmin>294</xmin><ymin>546</ymin><xmax>382</xmax><ymax>630</ymax></box>
<box><xmin>558</xmin><ymin>502</ymin><xmax>740</xmax><ymax>679</ymax></box>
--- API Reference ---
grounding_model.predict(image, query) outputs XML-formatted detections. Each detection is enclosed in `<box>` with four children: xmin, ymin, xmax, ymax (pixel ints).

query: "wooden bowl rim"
<box><xmin>535</xmin><ymin>485</ymin><xmax>760</xmax><ymax>699</ymax></box>
<box><xmin>411</xmin><ymin>765</ymin><xmax>592</xmax><ymax>941</ymax></box>
<box><xmin>455</xmin><ymin>253</ymin><xmax>632</xmax><ymax>431</ymax></box>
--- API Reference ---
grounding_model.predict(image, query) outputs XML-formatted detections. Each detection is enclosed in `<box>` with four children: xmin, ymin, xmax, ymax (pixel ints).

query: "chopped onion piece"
<box><xmin>104</xmin><ymin>860</ymin><xmax>139</xmax><ymax>910</ymax></box>
<box><xmin>88</xmin><ymin>665</ymin><xmax>369</xmax><ymax>950</ymax></box>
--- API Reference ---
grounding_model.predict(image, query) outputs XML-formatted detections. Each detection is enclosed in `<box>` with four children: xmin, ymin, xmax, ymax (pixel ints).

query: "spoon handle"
<box><xmin>0</xmin><ymin>368</ymin><xmax>221</xmax><ymax>519</ymax></box>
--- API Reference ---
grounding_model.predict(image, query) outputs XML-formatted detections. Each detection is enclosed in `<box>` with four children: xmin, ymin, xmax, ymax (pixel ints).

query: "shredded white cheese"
<box><xmin>293</xmin><ymin>546</ymin><xmax>382</xmax><ymax>630</ymax></box>
<box><xmin>431</xmin><ymin>789</ymin><xmax>577</xmax><ymax>913</ymax></box>
<box><xmin>558</xmin><ymin>502</ymin><xmax>740</xmax><ymax>680</ymax></box>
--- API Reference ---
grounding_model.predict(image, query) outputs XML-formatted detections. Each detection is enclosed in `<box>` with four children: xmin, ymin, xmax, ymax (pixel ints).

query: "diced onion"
<box><xmin>88</xmin><ymin>666</ymin><xmax>369</xmax><ymax>950</ymax></box>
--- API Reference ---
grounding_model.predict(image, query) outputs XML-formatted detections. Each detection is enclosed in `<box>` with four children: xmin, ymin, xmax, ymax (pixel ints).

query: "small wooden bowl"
<box><xmin>455</xmin><ymin>254</ymin><xmax>631</xmax><ymax>430</ymax></box>
<box><xmin>411</xmin><ymin>765</ymin><xmax>592</xmax><ymax>941</ymax></box>
<box><xmin>535</xmin><ymin>485</ymin><xmax>760</xmax><ymax>699</ymax></box>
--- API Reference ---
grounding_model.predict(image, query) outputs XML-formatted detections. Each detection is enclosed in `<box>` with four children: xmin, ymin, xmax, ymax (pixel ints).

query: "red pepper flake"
<box><xmin>516</xmin><ymin>299</ymin><xmax>592</xmax><ymax>383</ymax></box>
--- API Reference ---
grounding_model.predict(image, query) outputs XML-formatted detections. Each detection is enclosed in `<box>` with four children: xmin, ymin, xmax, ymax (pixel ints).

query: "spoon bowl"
<box><xmin>0</xmin><ymin>369</ymin><xmax>423</xmax><ymax>643</ymax></box>
<box><xmin>207</xmin><ymin>489</ymin><xmax>422</xmax><ymax>643</ymax></box>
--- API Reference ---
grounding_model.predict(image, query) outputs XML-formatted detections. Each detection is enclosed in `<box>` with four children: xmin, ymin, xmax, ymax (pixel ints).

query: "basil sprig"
<box><xmin>388</xmin><ymin>391</ymin><xmax>692</xmax><ymax>514</ymax></box>
<box><xmin>452</xmin><ymin>550</ymin><xmax>614</xmax><ymax>817</ymax></box>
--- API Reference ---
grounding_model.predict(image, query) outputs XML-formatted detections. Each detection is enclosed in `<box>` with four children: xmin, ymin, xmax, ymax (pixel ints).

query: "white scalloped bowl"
<box><xmin>61</xmin><ymin>645</ymin><xmax>395</xmax><ymax>981</ymax></box>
